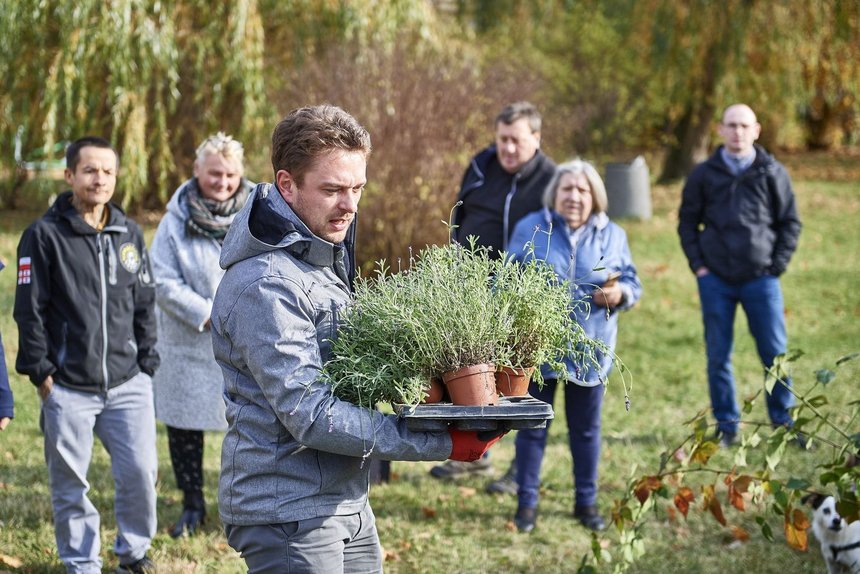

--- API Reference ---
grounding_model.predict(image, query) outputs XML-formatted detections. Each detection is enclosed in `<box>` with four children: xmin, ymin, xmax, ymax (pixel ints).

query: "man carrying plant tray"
<box><xmin>211</xmin><ymin>105</ymin><xmax>504</xmax><ymax>574</ymax></box>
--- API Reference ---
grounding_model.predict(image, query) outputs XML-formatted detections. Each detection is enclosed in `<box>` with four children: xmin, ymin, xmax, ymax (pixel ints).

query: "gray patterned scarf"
<box><xmin>185</xmin><ymin>178</ymin><xmax>250</xmax><ymax>243</ymax></box>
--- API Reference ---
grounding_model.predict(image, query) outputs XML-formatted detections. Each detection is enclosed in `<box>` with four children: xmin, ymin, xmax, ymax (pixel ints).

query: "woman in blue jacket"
<box><xmin>507</xmin><ymin>159</ymin><xmax>642</xmax><ymax>533</ymax></box>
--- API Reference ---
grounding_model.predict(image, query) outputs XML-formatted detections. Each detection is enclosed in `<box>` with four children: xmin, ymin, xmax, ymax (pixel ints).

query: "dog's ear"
<box><xmin>802</xmin><ymin>492</ymin><xmax>825</xmax><ymax>509</ymax></box>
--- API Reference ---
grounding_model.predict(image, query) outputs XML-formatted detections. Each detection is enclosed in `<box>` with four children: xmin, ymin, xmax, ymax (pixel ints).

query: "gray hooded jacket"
<box><xmin>212</xmin><ymin>183</ymin><xmax>451</xmax><ymax>526</ymax></box>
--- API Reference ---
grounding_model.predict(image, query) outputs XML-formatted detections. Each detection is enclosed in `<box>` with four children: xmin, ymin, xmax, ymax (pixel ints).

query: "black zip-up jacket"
<box><xmin>678</xmin><ymin>144</ymin><xmax>801</xmax><ymax>284</ymax></box>
<box><xmin>14</xmin><ymin>191</ymin><xmax>159</xmax><ymax>391</ymax></box>
<box><xmin>451</xmin><ymin>145</ymin><xmax>556</xmax><ymax>258</ymax></box>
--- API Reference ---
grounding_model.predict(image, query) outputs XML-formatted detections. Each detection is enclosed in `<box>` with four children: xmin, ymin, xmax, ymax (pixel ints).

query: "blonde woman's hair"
<box><xmin>542</xmin><ymin>158</ymin><xmax>608</xmax><ymax>214</ymax></box>
<box><xmin>195</xmin><ymin>132</ymin><xmax>245</xmax><ymax>169</ymax></box>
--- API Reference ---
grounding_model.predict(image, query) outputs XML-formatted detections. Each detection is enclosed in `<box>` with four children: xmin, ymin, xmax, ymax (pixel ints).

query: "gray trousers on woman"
<box><xmin>225</xmin><ymin>504</ymin><xmax>383</xmax><ymax>574</ymax></box>
<box><xmin>40</xmin><ymin>372</ymin><xmax>157</xmax><ymax>574</ymax></box>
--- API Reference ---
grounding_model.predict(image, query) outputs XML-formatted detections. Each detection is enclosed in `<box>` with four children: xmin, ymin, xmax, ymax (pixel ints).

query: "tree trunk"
<box><xmin>658</xmin><ymin>101</ymin><xmax>715</xmax><ymax>183</ymax></box>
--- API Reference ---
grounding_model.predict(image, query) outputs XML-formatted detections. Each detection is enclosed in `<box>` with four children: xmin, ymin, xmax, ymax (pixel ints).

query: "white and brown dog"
<box><xmin>803</xmin><ymin>493</ymin><xmax>860</xmax><ymax>573</ymax></box>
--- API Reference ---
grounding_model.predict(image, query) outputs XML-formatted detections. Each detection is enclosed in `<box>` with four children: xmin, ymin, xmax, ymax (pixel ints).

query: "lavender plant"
<box><xmin>323</xmin><ymin>235</ymin><xmax>609</xmax><ymax>409</ymax></box>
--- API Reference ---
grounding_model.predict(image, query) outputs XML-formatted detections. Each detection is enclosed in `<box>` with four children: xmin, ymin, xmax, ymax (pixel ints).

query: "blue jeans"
<box><xmin>697</xmin><ymin>273</ymin><xmax>794</xmax><ymax>435</ymax></box>
<box><xmin>515</xmin><ymin>379</ymin><xmax>603</xmax><ymax>510</ymax></box>
<box><xmin>40</xmin><ymin>372</ymin><xmax>158</xmax><ymax>574</ymax></box>
<box><xmin>225</xmin><ymin>505</ymin><xmax>382</xmax><ymax>574</ymax></box>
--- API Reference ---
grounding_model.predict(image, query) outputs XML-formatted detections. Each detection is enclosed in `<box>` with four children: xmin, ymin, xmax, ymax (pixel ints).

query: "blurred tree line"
<box><xmin>1</xmin><ymin>0</ymin><xmax>858</xmax><ymax>269</ymax></box>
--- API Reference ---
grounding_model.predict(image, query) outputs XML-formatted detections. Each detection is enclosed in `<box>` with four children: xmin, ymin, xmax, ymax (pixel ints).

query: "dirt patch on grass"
<box><xmin>777</xmin><ymin>147</ymin><xmax>860</xmax><ymax>181</ymax></box>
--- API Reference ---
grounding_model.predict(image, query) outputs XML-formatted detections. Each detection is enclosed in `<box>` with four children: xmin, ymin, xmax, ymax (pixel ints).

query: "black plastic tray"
<box><xmin>394</xmin><ymin>395</ymin><xmax>554</xmax><ymax>431</ymax></box>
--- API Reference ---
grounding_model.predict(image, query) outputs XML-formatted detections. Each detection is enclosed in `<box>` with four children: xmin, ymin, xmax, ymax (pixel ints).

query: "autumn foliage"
<box><xmin>586</xmin><ymin>352</ymin><xmax>860</xmax><ymax>572</ymax></box>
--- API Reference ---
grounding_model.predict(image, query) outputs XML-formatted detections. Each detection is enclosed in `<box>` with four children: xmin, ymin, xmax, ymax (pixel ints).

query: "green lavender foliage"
<box><xmin>323</xmin><ymin>238</ymin><xmax>603</xmax><ymax>409</ymax></box>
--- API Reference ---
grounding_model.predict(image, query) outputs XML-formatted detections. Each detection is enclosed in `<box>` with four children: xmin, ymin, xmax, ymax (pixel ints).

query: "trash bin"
<box><xmin>604</xmin><ymin>156</ymin><xmax>651</xmax><ymax>220</ymax></box>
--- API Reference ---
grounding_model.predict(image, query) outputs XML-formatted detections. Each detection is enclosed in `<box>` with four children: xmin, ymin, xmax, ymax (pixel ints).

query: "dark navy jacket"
<box><xmin>678</xmin><ymin>144</ymin><xmax>801</xmax><ymax>284</ymax></box>
<box><xmin>452</xmin><ymin>145</ymin><xmax>555</xmax><ymax>258</ymax></box>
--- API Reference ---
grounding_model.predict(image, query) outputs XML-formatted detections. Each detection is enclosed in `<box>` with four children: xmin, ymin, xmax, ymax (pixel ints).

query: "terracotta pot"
<box><xmin>495</xmin><ymin>366</ymin><xmax>535</xmax><ymax>397</ymax></box>
<box><xmin>442</xmin><ymin>363</ymin><xmax>498</xmax><ymax>406</ymax></box>
<box><xmin>421</xmin><ymin>377</ymin><xmax>445</xmax><ymax>404</ymax></box>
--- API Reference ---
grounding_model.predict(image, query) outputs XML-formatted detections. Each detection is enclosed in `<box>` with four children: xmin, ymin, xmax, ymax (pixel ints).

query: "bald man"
<box><xmin>678</xmin><ymin>104</ymin><xmax>802</xmax><ymax>448</ymax></box>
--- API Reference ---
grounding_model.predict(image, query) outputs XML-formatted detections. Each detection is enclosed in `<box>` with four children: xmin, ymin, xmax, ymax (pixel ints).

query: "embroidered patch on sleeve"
<box><xmin>119</xmin><ymin>243</ymin><xmax>141</xmax><ymax>273</ymax></box>
<box><xmin>18</xmin><ymin>256</ymin><xmax>32</xmax><ymax>285</ymax></box>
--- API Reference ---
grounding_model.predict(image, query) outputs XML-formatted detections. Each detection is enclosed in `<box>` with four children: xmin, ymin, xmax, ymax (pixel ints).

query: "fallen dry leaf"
<box><xmin>421</xmin><ymin>506</ymin><xmax>437</xmax><ymax>519</ymax></box>
<box><xmin>0</xmin><ymin>553</ymin><xmax>23</xmax><ymax>567</ymax></box>
<box><xmin>457</xmin><ymin>486</ymin><xmax>477</xmax><ymax>498</ymax></box>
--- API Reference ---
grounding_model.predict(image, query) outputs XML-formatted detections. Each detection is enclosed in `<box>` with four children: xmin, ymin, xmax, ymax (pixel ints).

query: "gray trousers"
<box><xmin>225</xmin><ymin>505</ymin><xmax>383</xmax><ymax>574</ymax></box>
<box><xmin>41</xmin><ymin>372</ymin><xmax>158</xmax><ymax>574</ymax></box>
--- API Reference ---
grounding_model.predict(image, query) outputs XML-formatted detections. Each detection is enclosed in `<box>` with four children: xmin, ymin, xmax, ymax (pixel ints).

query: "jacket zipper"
<box><xmin>502</xmin><ymin>172</ymin><xmax>521</xmax><ymax>252</ymax></box>
<box><xmin>96</xmin><ymin>234</ymin><xmax>110</xmax><ymax>392</ymax></box>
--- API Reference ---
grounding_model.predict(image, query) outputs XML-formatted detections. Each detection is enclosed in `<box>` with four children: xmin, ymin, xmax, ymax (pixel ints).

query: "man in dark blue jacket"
<box><xmin>434</xmin><ymin>102</ymin><xmax>556</xmax><ymax>488</ymax></box>
<box><xmin>678</xmin><ymin>104</ymin><xmax>802</xmax><ymax>448</ymax></box>
<box><xmin>14</xmin><ymin>137</ymin><xmax>160</xmax><ymax>574</ymax></box>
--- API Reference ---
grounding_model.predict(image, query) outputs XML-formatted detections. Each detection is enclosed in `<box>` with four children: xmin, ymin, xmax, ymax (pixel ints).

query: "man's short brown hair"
<box><xmin>271</xmin><ymin>105</ymin><xmax>372</xmax><ymax>185</ymax></box>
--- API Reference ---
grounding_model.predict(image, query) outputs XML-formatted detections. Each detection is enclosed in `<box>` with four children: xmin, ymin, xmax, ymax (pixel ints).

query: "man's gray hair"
<box><xmin>495</xmin><ymin>101</ymin><xmax>541</xmax><ymax>133</ymax></box>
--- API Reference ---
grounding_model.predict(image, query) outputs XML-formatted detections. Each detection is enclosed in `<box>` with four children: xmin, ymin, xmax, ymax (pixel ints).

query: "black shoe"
<box><xmin>574</xmin><ymin>504</ymin><xmax>606</xmax><ymax>531</ymax></box>
<box><xmin>791</xmin><ymin>432</ymin><xmax>815</xmax><ymax>450</ymax></box>
<box><xmin>486</xmin><ymin>462</ymin><xmax>518</xmax><ymax>495</ymax></box>
<box><xmin>514</xmin><ymin>506</ymin><xmax>537</xmax><ymax>533</ymax></box>
<box><xmin>716</xmin><ymin>431</ymin><xmax>738</xmax><ymax>448</ymax></box>
<box><xmin>429</xmin><ymin>458</ymin><xmax>494</xmax><ymax>479</ymax></box>
<box><xmin>169</xmin><ymin>508</ymin><xmax>206</xmax><ymax>538</ymax></box>
<box><xmin>117</xmin><ymin>555</ymin><xmax>157</xmax><ymax>574</ymax></box>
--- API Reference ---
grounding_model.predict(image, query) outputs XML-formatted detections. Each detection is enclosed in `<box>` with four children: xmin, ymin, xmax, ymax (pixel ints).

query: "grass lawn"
<box><xmin>0</xmin><ymin>154</ymin><xmax>858</xmax><ymax>572</ymax></box>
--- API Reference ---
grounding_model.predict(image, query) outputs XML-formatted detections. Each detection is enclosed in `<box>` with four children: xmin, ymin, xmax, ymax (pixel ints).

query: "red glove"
<box><xmin>448</xmin><ymin>428</ymin><xmax>507</xmax><ymax>462</ymax></box>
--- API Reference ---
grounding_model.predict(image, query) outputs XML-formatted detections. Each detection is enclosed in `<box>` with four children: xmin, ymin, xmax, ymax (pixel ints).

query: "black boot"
<box><xmin>170</xmin><ymin>490</ymin><xmax>206</xmax><ymax>538</ymax></box>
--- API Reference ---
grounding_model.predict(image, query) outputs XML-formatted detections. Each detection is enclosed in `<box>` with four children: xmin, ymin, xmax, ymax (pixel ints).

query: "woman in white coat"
<box><xmin>150</xmin><ymin>133</ymin><xmax>252</xmax><ymax>537</ymax></box>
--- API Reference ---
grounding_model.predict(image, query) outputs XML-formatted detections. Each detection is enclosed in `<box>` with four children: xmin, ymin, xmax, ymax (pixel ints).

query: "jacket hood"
<box><xmin>165</xmin><ymin>179</ymin><xmax>193</xmax><ymax>219</ymax></box>
<box><xmin>219</xmin><ymin>182</ymin><xmax>346</xmax><ymax>272</ymax></box>
<box><xmin>472</xmin><ymin>145</ymin><xmax>549</xmax><ymax>182</ymax></box>
<box><xmin>706</xmin><ymin>143</ymin><xmax>776</xmax><ymax>174</ymax></box>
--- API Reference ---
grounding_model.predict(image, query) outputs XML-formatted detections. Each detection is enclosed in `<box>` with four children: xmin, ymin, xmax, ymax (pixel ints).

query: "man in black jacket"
<box><xmin>14</xmin><ymin>137</ymin><xmax>160</xmax><ymax>574</ymax></box>
<box><xmin>678</xmin><ymin>104</ymin><xmax>802</xmax><ymax>448</ymax></box>
<box><xmin>451</xmin><ymin>101</ymin><xmax>556</xmax><ymax>258</ymax></box>
<box><xmin>433</xmin><ymin>102</ymin><xmax>556</xmax><ymax>487</ymax></box>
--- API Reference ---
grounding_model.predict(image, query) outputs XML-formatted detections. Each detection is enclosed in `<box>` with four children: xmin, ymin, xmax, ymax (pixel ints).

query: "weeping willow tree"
<box><xmin>0</xmin><ymin>0</ymin><xmax>267</xmax><ymax>210</ymax></box>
